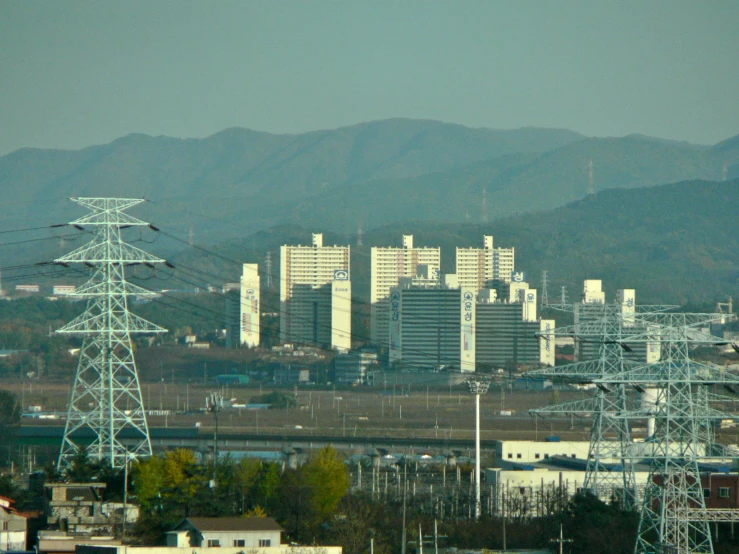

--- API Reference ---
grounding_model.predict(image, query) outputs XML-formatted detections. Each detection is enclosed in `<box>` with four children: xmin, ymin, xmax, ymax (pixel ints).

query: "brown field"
<box><xmin>6</xmin><ymin>376</ymin><xmax>738</xmax><ymax>445</ymax></box>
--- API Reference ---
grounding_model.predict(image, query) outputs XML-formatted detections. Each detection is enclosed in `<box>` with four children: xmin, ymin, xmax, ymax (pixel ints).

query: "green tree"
<box><xmin>132</xmin><ymin>455</ymin><xmax>166</xmax><ymax>510</ymax></box>
<box><xmin>253</xmin><ymin>462</ymin><xmax>281</xmax><ymax>507</ymax></box>
<box><xmin>303</xmin><ymin>446</ymin><xmax>350</xmax><ymax>520</ymax></box>
<box><xmin>0</xmin><ymin>390</ymin><xmax>20</xmax><ymax>426</ymax></box>
<box><xmin>234</xmin><ymin>458</ymin><xmax>262</xmax><ymax>512</ymax></box>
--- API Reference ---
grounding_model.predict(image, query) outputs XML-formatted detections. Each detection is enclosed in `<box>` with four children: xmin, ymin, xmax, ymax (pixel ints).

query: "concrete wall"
<box><xmin>496</xmin><ymin>440</ymin><xmax>590</xmax><ymax>464</ymax></box>
<box><xmin>78</xmin><ymin>545</ymin><xmax>342</xmax><ymax>554</ymax></box>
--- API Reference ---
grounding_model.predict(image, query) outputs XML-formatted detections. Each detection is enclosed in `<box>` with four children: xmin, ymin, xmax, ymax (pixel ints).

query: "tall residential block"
<box><xmin>280</xmin><ymin>233</ymin><xmax>351</xmax><ymax>350</ymax></box>
<box><xmin>456</xmin><ymin>235</ymin><xmax>516</xmax><ymax>291</ymax></box>
<box><xmin>389</xmin><ymin>280</ymin><xmax>476</xmax><ymax>372</ymax></box>
<box><xmin>475</xmin><ymin>300</ymin><xmax>554</xmax><ymax>368</ymax></box>
<box><xmin>370</xmin><ymin>234</ymin><xmax>440</xmax><ymax>347</ymax></box>
<box><xmin>226</xmin><ymin>264</ymin><xmax>260</xmax><ymax>348</ymax></box>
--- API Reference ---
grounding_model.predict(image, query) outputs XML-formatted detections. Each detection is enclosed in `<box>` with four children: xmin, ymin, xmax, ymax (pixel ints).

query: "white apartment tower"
<box><xmin>456</xmin><ymin>235</ymin><xmax>515</xmax><ymax>291</ymax></box>
<box><xmin>226</xmin><ymin>264</ymin><xmax>261</xmax><ymax>348</ymax></box>
<box><xmin>280</xmin><ymin>233</ymin><xmax>351</xmax><ymax>350</ymax></box>
<box><xmin>370</xmin><ymin>235</ymin><xmax>440</xmax><ymax>347</ymax></box>
<box><xmin>240</xmin><ymin>264</ymin><xmax>260</xmax><ymax>347</ymax></box>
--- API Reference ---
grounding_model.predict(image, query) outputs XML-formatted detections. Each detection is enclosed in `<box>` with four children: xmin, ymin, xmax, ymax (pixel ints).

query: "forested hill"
<box><xmin>0</xmin><ymin>119</ymin><xmax>582</xmax><ymax>236</ymax></box>
<box><xmin>176</xmin><ymin>178</ymin><xmax>739</xmax><ymax>308</ymax></box>
<box><xmin>3</xmin><ymin>119</ymin><xmax>738</xmax><ymax>245</ymax></box>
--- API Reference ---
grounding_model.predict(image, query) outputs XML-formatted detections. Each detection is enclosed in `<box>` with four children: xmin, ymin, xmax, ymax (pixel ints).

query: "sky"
<box><xmin>1</xmin><ymin>1</ymin><xmax>738</xmax><ymax>155</ymax></box>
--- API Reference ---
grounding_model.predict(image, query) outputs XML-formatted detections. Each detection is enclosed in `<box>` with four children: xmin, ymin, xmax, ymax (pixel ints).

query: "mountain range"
<box><xmin>3</xmin><ymin>119</ymin><xmax>738</xmax><ymax>242</ymax></box>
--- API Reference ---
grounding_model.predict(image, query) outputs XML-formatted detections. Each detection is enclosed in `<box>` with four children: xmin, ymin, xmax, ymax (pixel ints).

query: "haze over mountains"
<box><xmin>3</xmin><ymin>119</ymin><xmax>738</xmax><ymax>241</ymax></box>
<box><xmin>169</xmin><ymin>178</ymin><xmax>739</xmax><ymax>308</ymax></box>
<box><xmin>2</xmin><ymin>118</ymin><xmax>739</xmax><ymax>306</ymax></box>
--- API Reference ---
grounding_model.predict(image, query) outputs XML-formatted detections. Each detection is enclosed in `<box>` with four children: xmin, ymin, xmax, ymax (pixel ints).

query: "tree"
<box><xmin>0</xmin><ymin>390</ymin><xmax>20</xmax><ymax>464</ymax></box>
<box><xmin>0</xmin><ymin>390</ymin><xmax>20</xmax><ymax>427</ymax></box>
<box><xmin>234</xmin><ymin>458</ymin><xmax>262</xmax><ymax>512</ymax></box>
<box><xmin>303</xmin><ymin>446</ymin><xmax>350</xmax><ymax>520</ymax></box>
<box><xmin>133</xmin><ymin>456</ymin><xmax>166</xmax><ymax>510</ymax></box>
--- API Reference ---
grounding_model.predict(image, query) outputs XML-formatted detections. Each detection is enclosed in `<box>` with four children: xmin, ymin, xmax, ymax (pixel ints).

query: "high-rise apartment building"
<box><xmin>280</xmin><ymin>233</ymin><xmax>351</xmax><ymax>350</ymax></box>
<box><xmin>370</xmin><ymin>235</ymin><xmax>440</xmax><ymax>347</ymax></box>
<box><xmin>389</xmin><ymin>279</ymin><xmax>476</xmax><ymax>372</ymax></box>
<box><xmin>456</xmin><ymin>235</ymin><xmax>515</xmax><ymax>291</ymax></box>
<box><xmin>475</xmin><ymin>301</ymin><xmax>554</xmax><ymax>368</ymax></box>
<box><xmin>226</xmin><ymin>264</ymin><xmax>261</xmax><ymax>348</ymax></box>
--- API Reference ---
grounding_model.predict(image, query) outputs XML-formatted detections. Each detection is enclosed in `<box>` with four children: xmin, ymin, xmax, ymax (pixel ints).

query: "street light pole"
<box><xmin>467</xmin><ymin>379</ymin><xmax>489</xmax><ymax>520</ymax></box>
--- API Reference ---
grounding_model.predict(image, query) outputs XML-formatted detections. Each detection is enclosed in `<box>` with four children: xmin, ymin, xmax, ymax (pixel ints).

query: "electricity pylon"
<box><xmin>533</xmin><ymin>309</ymin><xmax>739</xmax><ymax>554</ymax></box>
<box><xmin>56</xmin><ymin>198</ymin><xmax>166</xmax><ymax>471</ymax></box>
<box><xmin>529</xmin><ymin>302</ymin><xmax>657</xmax><ymax>508</ymax></box>
<box><xmin>598</xmin><ymin>313</ymin><xmax>739</xmax><ymax>554</ymax></box>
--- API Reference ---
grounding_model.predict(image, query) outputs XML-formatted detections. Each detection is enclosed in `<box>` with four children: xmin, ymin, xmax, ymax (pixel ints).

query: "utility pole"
<box><xmin>122</xmin><ymin>452</ymin><xmax>129</xmax><ymax>542</ymax></box>
<box><xmin>401</xmin><ymin>480</ymin><xmax>407</xmax><ymax>554</ymax></box>
<box><xmin>550</xmin><ymin>524</ymin><xmax>573</xmax><ymax>554</ymax></box>
<box><xmin>205</xmin><ymin>392</ymin><xmax>223</xmax><ymax>488</ymax></box>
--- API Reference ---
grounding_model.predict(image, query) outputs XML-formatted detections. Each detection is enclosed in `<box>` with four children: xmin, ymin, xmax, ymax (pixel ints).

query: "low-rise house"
<box><xmin>171</xmin><ymin>517</ymin><xmax>283</xmax><ymax>548</ymax></box>
<box><xmin>0</xmin><ymin>495</ymin><xmax>28</xmax><ymax>550</ymax></box>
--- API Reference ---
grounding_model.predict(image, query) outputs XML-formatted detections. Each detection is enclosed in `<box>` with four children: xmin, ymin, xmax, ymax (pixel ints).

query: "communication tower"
<box><xmin>55</xmin><ymin>198</ymin><xmax>166</xmax><ymax>470</ymax></box>
<box><xmin>481</xmin><ymin>186</ymin><xmax>488</xmax><ymax>223</ymax></box>
<box><xmin>540</xmin><ymin>270</ymin><xmax>549</xmax><ymax>308</ymax></box>
<box><xmin>265</xmin><ymin>251</ymin><xmax>273</xmax><ymax>289</ymax></box>
<box><xmin>587</xmin><ymin>159</ymin><xmax>595</xmax><ymax>196</ymax></box>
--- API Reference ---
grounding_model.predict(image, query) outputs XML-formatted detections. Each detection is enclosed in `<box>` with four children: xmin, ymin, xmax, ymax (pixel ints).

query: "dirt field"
<box><xmin>8</xmin><ymin>376</ymin><xmax>738</xmax><ymax>445</ymax></box>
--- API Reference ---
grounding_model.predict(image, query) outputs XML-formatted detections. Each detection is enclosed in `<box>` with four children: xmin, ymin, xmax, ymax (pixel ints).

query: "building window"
<box><xmin>571</xmin><ymin>454</ymin><xmax>576</xmax><ymax>458</ymax></box>
<box><xmin>544</xmin><ymin>454</ymin><xmax>549</xmax><ymax>459</ymax></box>
<box><xmin>234</xmin><ymin>540</ymin><xmax>246</xmax><ymax>547</ymax></box>
<box><xmin>259</xmin><ymin>539</ymin><xmax>271</xmax><ymax>547</ymax></box>
<box><xmin>516</xmin><ymin>454</ymin><xmax>522</xmax><ymax>459</ymax></box>
<box><xmin>535</xmin><ymin>453</ymin><xmax>540</xmax><ymax>459</ymax></box>
<box><xmin>207</xmin><ymin>540</ymin><xmax>221</xmax><ymax>547</ymax></box>
<box><xmin>704</xmin><ymin>488</ymin><xmax>711</xmax><ymax>498</ymax></box>
<box><xmin>720</xmin><ymin>487</ymin><xmax>731</xmax><ymax>498</ymax></box>
<box><xmin>507</xmin><ymin>454</ymin><xmax>512</xmax><ymax>459</ymax></box>
<box><xmin>1</xmin><ymin>521</ymin><xmax>7</xmax><ymax>531</ymax></box>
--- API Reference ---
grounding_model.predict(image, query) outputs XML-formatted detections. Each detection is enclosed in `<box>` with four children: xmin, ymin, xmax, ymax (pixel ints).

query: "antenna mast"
<box><xmin>481</xmin><ymin>186</ymin><xmax>488</xmax><ymax>223</ymax></box>
<box><xmin>265</xmin><ymin>252</ymin><xmax>273</xmax><ymax>289</ymax></box>
<box><xmin>55</xmin><ymin>198</ymin><xmax>166</xmax><ymax>470</ymax></box>
<box><xmin>588</xmin><ymin>159</ymin><xmax>595</xmax><ymax>195</ymax></box>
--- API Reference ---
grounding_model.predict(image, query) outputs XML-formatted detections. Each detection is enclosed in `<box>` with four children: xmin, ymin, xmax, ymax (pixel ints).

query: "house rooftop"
<box><xmin>181</xmin><ymin>517</ymin><xmax>283</xmax><ymax>533</ymax></box>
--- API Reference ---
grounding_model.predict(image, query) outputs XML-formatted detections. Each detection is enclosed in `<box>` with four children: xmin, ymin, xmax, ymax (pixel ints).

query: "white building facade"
<box><xmin>456</xmin><ymin>235</ymin><xmax>516</xmax><ymax>291</ymax></box>
<box><xmin>240</xmin><ymin>264</ymin><xmax>260</xmax><ymax>347</ymax></box>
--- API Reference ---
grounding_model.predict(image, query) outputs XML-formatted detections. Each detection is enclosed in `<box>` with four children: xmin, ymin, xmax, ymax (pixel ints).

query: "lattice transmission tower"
<box><xmin>528</xmin><ymin>301</ymin><xmax>672</xmax><ymax>508</ymax></box>
<box><xmin>56</xmin><ymin>198</ymin><xmax>166</xmax><ymax>471</ymax></box>
<box><xmin>531</xmin><ymin>310</ymin><xmax>739</xmax><ymax>553</ymax></box>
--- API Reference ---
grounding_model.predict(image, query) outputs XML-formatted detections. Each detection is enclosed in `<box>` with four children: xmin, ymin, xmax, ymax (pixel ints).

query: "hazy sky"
<box><xmin>1</xmin><ymin>1</ymin><xmax>738</xmax><ymax>155</ymax></box>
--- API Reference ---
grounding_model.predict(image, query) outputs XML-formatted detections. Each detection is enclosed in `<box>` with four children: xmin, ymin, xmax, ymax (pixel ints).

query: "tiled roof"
<box><xmin>184</xmin><ymin>517</ymin><xmax>283</xmax><ymax>532</ymax></box>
